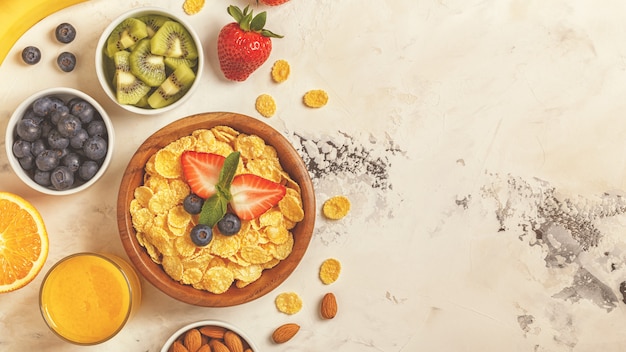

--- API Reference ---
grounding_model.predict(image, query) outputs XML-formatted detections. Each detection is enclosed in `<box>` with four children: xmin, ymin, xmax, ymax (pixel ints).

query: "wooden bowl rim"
<box><xmin>117</xmin><ymin>112</ymin><xmax>315</xmax><ymax>306</ymax></box>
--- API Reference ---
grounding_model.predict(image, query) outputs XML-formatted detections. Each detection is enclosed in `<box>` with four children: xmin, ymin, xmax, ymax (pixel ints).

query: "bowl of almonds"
<box><xmin>161</xmin><ymin>320</ymin><xmax>258</xmax><ymax>352</ymax></box>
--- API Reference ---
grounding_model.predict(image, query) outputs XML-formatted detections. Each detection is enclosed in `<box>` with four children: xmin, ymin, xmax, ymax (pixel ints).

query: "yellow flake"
<box><xmin>255</xmin><ymin>93</ymin><xmax>277</xmax><ymax>118</ymax></box>
<box><xmin>271</xmin><ymin>59</ymin><xmax>290</xmax><ymax>83</ymax></box>
<box><xmin>303</xmin><ymin>89</ymin><xmax>328</xmax><ymax>108</ymax></box>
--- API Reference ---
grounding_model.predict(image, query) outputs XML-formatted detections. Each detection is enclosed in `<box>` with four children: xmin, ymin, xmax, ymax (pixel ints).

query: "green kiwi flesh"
<box><xmin>150</xmin><ymin>21</ymin><xmax>198</xmax><ymax>60</ymax></box>
<box><xmin>147</xmin><ymin>64</ymin><xmax>195</xmax><ymax>108</ymax></box>
<box><xmin>129</xmin><ymin>39</ymin><xmax>166</xmax><ymax>87</ymax></box>
<box><xmin>105</xmin><ymin>18</ymin><xmax>148</xmax><ymax>57</ymax></box>
<box><xmin>138</xmin><ymin>15</ymin><xmax>170</xmax><ymax>38</ymax></box>
<box><xmin>164</xmin><ymin>57</ymin><xmax>198</xmax><ymax>71</ymax></box>
<box><xmin>113</xmin><ymin>51</ymin><xmax>151</xmax><ymax>105</ymax></box>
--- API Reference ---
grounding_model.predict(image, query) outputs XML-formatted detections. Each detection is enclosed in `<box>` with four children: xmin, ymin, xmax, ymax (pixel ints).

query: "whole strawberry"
<box><xmin>258</xmin><ymin>0</ymin><xmax>290</xmax><ymax>5</ymax></box>
<box><xmin>217</xmin><ymin>5</ymin><xmax>282</xmax><ymax>81</ymax></box>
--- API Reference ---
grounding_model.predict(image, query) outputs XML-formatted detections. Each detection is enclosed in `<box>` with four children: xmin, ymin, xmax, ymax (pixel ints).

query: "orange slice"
<box><xmin>0</xmin><ymin>192</ymin><xmax>48</xmax><ymax>293</ymax></box>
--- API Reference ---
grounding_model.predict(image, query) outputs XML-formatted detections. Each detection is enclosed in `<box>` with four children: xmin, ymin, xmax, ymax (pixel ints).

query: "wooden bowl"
<box><xmin>117</xmin><ymin>112</ymin><xmax>315</xmax><ymax>306</ymax></box>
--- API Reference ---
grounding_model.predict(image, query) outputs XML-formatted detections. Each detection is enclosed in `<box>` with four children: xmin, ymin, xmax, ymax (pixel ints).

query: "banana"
<box><xmin>0</xmin><ymin>0</ymin><xmax>89</xmax><ymax>66</ymax></box>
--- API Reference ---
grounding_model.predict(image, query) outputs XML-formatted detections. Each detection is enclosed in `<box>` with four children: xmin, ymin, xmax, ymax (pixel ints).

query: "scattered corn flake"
<box><xmin>271</xmin><ymin>59</ymin><xmax>290</xmax><ymax>83</ymax></box>
<box><xmin>322</xmin><ymin>195</ymin><xmax>351</xmax><ymax>220</ymax></box>
<box><xmin>183</xmin><ymin>0</ymin><xmax>205</xmax><ymax>15</ymax></box>
<box><xmin>303</xmin><ymin>89</ymin><xmax>328</xmax><ymax>108</ymax></box>
<box><xmin>275</xmin><ymin>292</ymin><xmax>303</xmax><ymax>315</ymax></box>
<box><xmin>319</xmin><ymin>258</ymin><xmax>341</xmax><ymax>285</ymax></box>
<box><xmin>255</xmin><ymin>94</ymin><xmax>277</xmax><ymax>118</ymax></box>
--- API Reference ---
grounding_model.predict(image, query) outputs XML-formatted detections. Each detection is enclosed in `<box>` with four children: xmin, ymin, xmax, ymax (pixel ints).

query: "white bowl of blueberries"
<box><xmin>5</xmin><ymin>87</ymin><xmax>114</xmax><ymax>195</ymax></box>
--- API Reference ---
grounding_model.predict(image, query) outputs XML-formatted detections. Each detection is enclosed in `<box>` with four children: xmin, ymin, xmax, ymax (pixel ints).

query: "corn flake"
<box><xmin>322</xmin><ymin>195</ymin><xmax>350</xmax><ymax>220</ymax></box>
<box><xmin>319</xmin><ymin>258</ymin><xmax>341</xmax><ymax>285</ymax></box>
<box><xmin>154</xmin><ymin>149</ymin><xmax>182</xmax><ymax>178</ymax></box>
<box><xmin>240</xmin><ymin>245</ymin><xmax>273</xmax><ymax>264</ymax></box>
<box><xmin>279</xmin><ymin>194</ymin><xmax>304</xmax><ymax>222</ymax></box>
<box><xmin>271</xmin><ymin>59</ymin><xmax>290</xmax><ymax>83</ymax></box>
<box><xmin>162</xmin><ymin>255</ymin><xmax>183</xmax><ymax>281</ymax></box>
<box><xmin>303</xmin><ymin>89</ymin><xmax>329</xmax><ymax>108</ymax></box>
<box><xmin>201</xmin><ymin>266</ymin><xmax>234</xmax><ymax>294</ymax></box>
<box><xmin>275</xmin><ymin>292</ymin><xmax>302</xmax><ymax>315</ymax></box>
<box><xmin>183</xmin><ymin>0</ymin><xmax>205</xmax><ymax>15</ymax></box>
<box><xmin>255</xmin><ymin>94</ymin><xmax>276</xmax><ymax>118</ymax></box>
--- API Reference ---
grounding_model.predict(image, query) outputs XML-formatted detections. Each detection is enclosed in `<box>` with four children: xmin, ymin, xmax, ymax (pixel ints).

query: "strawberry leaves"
<box><xmin>226</xmin><ymin>5</ymin><xmax>283</xmax><ymax>38</ymax></box>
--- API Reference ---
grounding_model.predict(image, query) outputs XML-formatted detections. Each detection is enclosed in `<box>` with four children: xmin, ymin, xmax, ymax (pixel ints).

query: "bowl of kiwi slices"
<box><xmin>95</xmin><ymin>7</ymin><xmax>203</xmax><ymax>115</ymax></box>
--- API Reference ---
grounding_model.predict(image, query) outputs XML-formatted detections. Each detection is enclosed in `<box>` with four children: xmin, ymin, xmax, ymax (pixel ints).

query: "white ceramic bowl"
<box><xmin>95</xmin><ymin>7</ymin><xmax>204</xmax><ymax>115</ymax></box>
<box><xmin>160</xmin><ymin>320</ymin><xmax>260</xmax><ymax>352</ymax></box>
<box><xmin>5</xmin><ymin>87</ymin><xmax>114</xmax><ymax>195</ymax></box>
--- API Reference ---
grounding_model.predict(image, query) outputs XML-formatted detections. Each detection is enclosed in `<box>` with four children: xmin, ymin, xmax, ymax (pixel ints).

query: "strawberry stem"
<box><xmin>226</xmin><ymin>5</ymin><xmax>283</xmax><ymax>38</ymax></box>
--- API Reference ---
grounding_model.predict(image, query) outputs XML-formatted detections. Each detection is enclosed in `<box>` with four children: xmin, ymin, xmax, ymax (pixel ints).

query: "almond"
<box><xmin>321</xmin><ymin>292</ymin><xmax>338</xmax><ymax>319</ymax></box>
<box><xmin>197</xmin><ymin>344</ymin><xmax>211</xmax><ymax>352</ymax></box>
<box><xmin>171</xmin><ymin>341</ymin><xmax>190</xmax><ymax>352</ymax></box>
<box><xmin>199</xmin><ymin>325</ymin><xmax>227</xmax><ymax>339</ymax></box>
<box><xmin>271</xmin><ymin>323</ymin><xmax>300</xmax><ymax>344</ymax></box>
<box><xmin>184</xmin><ymin>328</ymin><xmax>202</xmax><ymax>352</ymax></box>
<box><xmin>209</xmin><ymin>339</ymin><xmax>231</xmax><ymax>352</ymax></box>
<box><xmin>224</xmin><ymin>330</ymin><xmax>244</xmax><ymax>352</ymax></box>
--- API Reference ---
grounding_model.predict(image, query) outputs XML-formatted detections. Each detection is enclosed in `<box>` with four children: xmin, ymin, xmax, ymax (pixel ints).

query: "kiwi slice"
<box><xmin>138</xmin><ymin>15</ymin><xmax>170</xmax><ymax>38</ymax></box>
<box><xmin>113</xmin><ymin>51</ymin><xmax>151</xmax><ymax>105</ymax></box>
<box><xmin>147</xmin><ymin>64</ymin><xmax>195</xmax><ymax>108</ymax></box>
<box><xmin>164</xmin><ymin>57</ymin><xmax>198</xmax><ymax>71</ymax></box>
<box><xmin>150</xmin><ymin>21</ymin><xmax>198</xmax><ymax>60</ymax></box>
<box><xmin>105</xmin><ymin>18</ymin><xmax>148</xmax><ymax>57</ymax></box>
<box><xmin>129</xmin><ymin>39</ymin><xmax>166</xmax><ymax>87</ymax></box>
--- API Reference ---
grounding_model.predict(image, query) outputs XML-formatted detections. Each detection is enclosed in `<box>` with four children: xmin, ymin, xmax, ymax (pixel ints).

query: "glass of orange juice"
<box><xmin>39</xmin><ymin>252</ymin><xmax>141</xmax><ymax>345</ymax></box>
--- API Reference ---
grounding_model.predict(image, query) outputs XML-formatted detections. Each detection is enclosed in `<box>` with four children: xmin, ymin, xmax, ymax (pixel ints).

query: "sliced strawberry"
<box><xmin>229</xmin><ymin>173</ymin><xmax>286</xmax><ymax>220</ymax></box>
<box><xmin>180</xmin><ymin>151</ymin><xmax>225</xmax><ymax>199</ymax></box>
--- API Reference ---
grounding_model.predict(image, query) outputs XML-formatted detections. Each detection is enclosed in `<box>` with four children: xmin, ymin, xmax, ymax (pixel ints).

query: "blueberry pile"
<box><xmin>12</xmin><ymin>94</ymin><xmax>109</xmax><ymax>191</ymax></box>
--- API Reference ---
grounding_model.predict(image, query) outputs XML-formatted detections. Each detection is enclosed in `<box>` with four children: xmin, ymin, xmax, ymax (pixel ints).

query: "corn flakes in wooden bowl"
<box><xmin>117</xmin><ymin>112</ymin><xmax>315</xmax><ymax>306</ymax></box>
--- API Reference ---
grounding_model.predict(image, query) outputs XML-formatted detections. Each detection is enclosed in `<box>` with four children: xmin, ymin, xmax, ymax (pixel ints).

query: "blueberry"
<box><xmin>217</xmin><ymin>213</ymin><xmax>242</xmax><ymax>235</ymax></box>
<box><xmin>47</xmin><ymin>129</ymin><xmax>70</xmax><ymax>149</ymax></box>
<box><xmin>16</xmin><ymin>118</ymin><xmax>42</xmax><ymax>141</ymax></box>
<box><xmin>33</xmin><ymin>169</ymin><xmax>51</xmax><ymax>187</ymax></box>
<box><xmin>32</xmin><ymin>97</ymin><xmax>53</xmax><ymax>116</ymax></box>
<box><xmin>57</xmin><ymin>114</ymin><xmax>82</xmax><ymax>137</ymax></box>
<box><xmin>55</xmin><ymin>23</ymin><xmax>76</xmax><ymax>44</ymax></box>
<box><xmin>83</xmin><ymin>136</ymin><xmax>107</xmax><ymax>160</ymax></box>
<box><xmin>183</xmin><ymin>194</ymin><xmax>204</xmax><ymax>215</ymax></box>
<box><xmin>18</xmin><ymin>155</ymin><xmax>34</xmax><ymax>170</ymax></box>
<box><xmin>86</xmin><ymin>120</ymin><xmax>106</xmax><ymax>136</ymax></box>
<box><xmin>57</xmin><ymin>52</ymin><xmax>76</xmax><ymax>72</ymax></box>
<box><xmin>48</xmin><ymin>97</ymin><xmax>66</xmax><ymax>112</ymax></box>
<box><xmin>12</xmin><ymin>139</ymin><xmax>31</xmax><ymax>158</ymax></box>
<box><xmin>40</xmin><ymin>120</ymin><xmax>54</xmax><ymax>139</ymax></box>
<box><xmin>78</xmin><ymin>160</ymin><xmax>99</xmax><ymax>181</ymax></box>
<box><xmin>190</xmin><ymin>224</ymin><xmax>213</xmax><ymax>246</ymax></box>
<box><xmin>49</xmin><ymin>108</ymin><xmax>69</xmax><ymax>125</ymax></box>
<box><xmin>70</xmin><ymin>99</ymin><xmax>95</xmax><ymax>123</ymax></box>
<box><xmin>31</xmin><ymin>139</ymin><xmax>46</xmax><ymax>157</ymax></box>
<box><xmin>35</xmin><ymin>150</ymin><xmax>60</xmax><ymax>171</ymax></box>
<box><xmin>50</xmin><ymin>166</ymin><xmax>74</xmax><ymax>190</ymax></box>
<box><xmin>21</xmin><ymin>46</ymin><xmax>41</xmax><ymax>65</ymax></box>
<box><xmin>70</xmin><ymin>128</ymin><xmax>89</xmax><ymax>149</ymax></box>
<box><xmin>61</xmin><ymin>153</ymin><xmax>81</xmax><ymax>173</ymax></box>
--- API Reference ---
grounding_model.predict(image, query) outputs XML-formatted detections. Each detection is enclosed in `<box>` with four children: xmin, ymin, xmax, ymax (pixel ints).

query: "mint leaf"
<box><xmin>219</xmin><ymin>151</ymin><xmax>240</xmax><ymax>188</ymax></box>
<box><xmin>198</xmin><ymin>193</ymin><xmax>228</xmax><ymax>227</ymax></box>
<box><xmin>197</xmin><ymin>152</ymin><xmax>241</xmax><ymax>227</ymax></box>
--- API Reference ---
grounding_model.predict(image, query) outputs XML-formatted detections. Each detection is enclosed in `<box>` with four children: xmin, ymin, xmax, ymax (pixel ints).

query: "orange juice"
<box><xmin>39</xmin><ymin>253</ymin><xmax>141</xmax><ymax>345</ymax></box>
